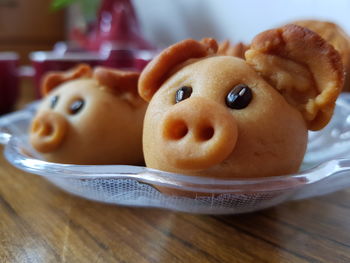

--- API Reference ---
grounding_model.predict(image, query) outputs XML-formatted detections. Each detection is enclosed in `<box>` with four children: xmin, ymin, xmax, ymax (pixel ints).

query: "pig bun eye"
<box><xmin>226</xmin><ymin>84</ymin><xmax>252</xmax><ymax>109</ymax></box>
<box><xmin>50</xmin><ymin>95</ymin><xmax>59</xmax><ymax>109</ymax></box>
<box><xmin>175</xmin><ymin>86</ymin><xmax>192</xmax><ymax>103</ymax></box>
<box><xmin>69</xmin><ymin>99</ymin><xmax>85</xmax><ymax>114</ymax></box>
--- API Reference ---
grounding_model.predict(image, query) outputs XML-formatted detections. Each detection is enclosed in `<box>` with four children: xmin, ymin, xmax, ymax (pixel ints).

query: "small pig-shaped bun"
<box><xmin>30</xmin><ymin>64</ymin><xmax>147</xmax><ymax>164</ymax></box>
<box><xmin>138</xmin><ymin>24</ymin><xmax>344</xmax><ymax>179</ymax></box>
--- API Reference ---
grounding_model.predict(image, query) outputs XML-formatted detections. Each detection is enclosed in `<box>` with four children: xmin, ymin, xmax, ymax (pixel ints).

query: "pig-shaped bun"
<box><xmin>138</xmin><ymin>24</ymin><xmax>344</xmax><ymax>179</ymax></box>
<box><xmin>30</xmin><ymin>64</ymin><xmax>147</xmax><ymax>164</ymax></box>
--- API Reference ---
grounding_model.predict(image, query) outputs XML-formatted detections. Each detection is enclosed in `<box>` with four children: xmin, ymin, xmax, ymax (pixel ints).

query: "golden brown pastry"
<box><xmin>292</xmin><ymin>19</ymin><xmax>350</xmax><ymax>91</ymax></box>
<box><xmin>218</xmin><ymin>40</ymin><xmax>249</xmax><ymax>59</ymax></box>
<box><xmin>30</xmin><ymin>64</ymin><xmax>147</xmax><ymax>164</ymax></box>
<box><xmin>138</xmin><ymin>25</ymin><xmax>344</xmax><ymax>187</ymax></box>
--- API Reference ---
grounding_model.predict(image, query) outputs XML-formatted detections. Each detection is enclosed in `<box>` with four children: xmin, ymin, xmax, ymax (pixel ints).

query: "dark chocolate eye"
<box><xmin>175</xmin><ymin>86</ymin><xmax>192</xmax><ymax>103</ymax></box>
<box><xmin>69</xmin><ymin>99</ymin><xmax>85</xmax><ymax>114</ymax></box>
<box><xmin>50</xmin><ymin>95</ymin><xmax>59</xmax><ymax>109</ymax></box>
<box><xmin>226</xmin><ymin>84</ymin><xmax>252</xmax><ymax>109</ymax></box>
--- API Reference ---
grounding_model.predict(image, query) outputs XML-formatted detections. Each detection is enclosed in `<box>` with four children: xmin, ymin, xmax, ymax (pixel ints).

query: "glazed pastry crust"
<box><xmin>218</xmin><ymin>40</ymin><xmax>249</xmax><ymax>59</ymax></box>
<box><xmin>246</xmin><ymin>24</ymin><xmax>344</xmax><ymax>130</ymax></box>
<box><xmin>293</xmin><ymin>19</ymin><xmax>350</xmax><ymax>91</ymax></box>
<box><xmin>138</xmin><ymin>38</ymin><xmax>218</xmax><ymax>102</ymax></box>
<box><xmin>293</xmin><ymin>20</ymin><xmax>350</xmax><ymax>67</ymax></box>
<box><xmin>35</xmin><ymin>81</ymin><xmax>147</xmax><ymax>165</ymax></box>
<box><xmin>143</xmin><ymin>56</ymin><xmax>308</xmax><ymax>180</ymax></box>
<box><xmin>139</xmin><ymin>25</ymin><xmax>343</xmax><ymax>195</ymax></box>
<box><xmin>93</xmin><ymin>67</ymin><xmax>140</xmax><ymax>96</ymax></box>
<box><xmin>41</xmin><ymin>64</ymin><xmax>92</xmax><ymax>96</ymax></box>
<box><xmin>31</xmin><ymin>64</ymin><xmax>147</xmax><ymax>165</ymax></box>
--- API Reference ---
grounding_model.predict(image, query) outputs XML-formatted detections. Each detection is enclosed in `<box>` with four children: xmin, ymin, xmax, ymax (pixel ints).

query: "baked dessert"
<box><xmin>293</xmin><ymin>19</ymin><xmax>350</xmax><ymax>91</ymax></box>
<box><xmin>30</xmin><ymin>64</ymin><xmax>147</xmax><ymax>164</ymax></box>
<box><xmin>138</xmin><ymin>25</ymin><xmax>344</xmax><ymax>183</ymax></box>
<box><xmin>218</xmin><ymin>40</ymin><xmax>249</xmax><ymax>59</ymax></box>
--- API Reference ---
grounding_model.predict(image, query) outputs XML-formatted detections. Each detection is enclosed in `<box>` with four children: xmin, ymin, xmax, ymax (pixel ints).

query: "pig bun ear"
<box><xmin>217</xmin><ymin>40</ymin><xmax>249</xmax><ymax>59</ymax></box>
<box><xmin>245</xmin><ymin>24</ymin><xmax>344</xmax><ymax>131</ymax></box>
<box><xmin>93</xmin><ymin>67</ymin><xmax>140</xmax><ymax>96</ymax></box>
<box><xmin>41</xmin><ymin>64</ymin><xmax>92</xmax><ymax>96</ymax></box>
<box><xmin>138</xmin><ymin>38</ymin><xmax>218</xmax><ymax>102</ymax></box>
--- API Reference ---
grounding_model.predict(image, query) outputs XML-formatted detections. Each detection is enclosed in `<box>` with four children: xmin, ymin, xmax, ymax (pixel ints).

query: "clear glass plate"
<box><xmin>1</xmin><ymin>94</ymin><xmax>350</xmax><ymax>215</ymax></box>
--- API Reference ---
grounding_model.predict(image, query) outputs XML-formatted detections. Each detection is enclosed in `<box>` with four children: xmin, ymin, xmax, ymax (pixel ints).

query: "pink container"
<box><xmin>30</xmin><ymin>49</ymin><xmax>155</xmax><ymax>98</ymax></box>
<box><xmin>28</xmin><ymin>0</ymin><xmax>156</xmax><ymax>99</ymax></box>
<box><xmin>30</xmin><ymin>52</ymin><xmax>102</xmax><ymax>98</ymax></box>
<box><xmin>0</xmin><ymin>52</ymin><xmax>19</xmax><ymax>114</ymax></box>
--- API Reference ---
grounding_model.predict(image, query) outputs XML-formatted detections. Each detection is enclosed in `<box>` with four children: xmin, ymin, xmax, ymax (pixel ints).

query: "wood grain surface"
<box><xmin>1</xmin><ymin>83</ymin><xmax>350</xmax><ymax>263</ymax></box>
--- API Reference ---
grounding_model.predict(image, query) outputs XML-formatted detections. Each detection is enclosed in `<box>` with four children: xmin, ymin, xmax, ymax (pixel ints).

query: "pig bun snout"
<box><xmin>159</xmin><ymin>97</ymin><xmax>238</xmax><ymax>170</ymax></box>
<box><xmin>30</xmin><ymin>111</ymin><xmax>68</xmax><ymax>153</ymax></box>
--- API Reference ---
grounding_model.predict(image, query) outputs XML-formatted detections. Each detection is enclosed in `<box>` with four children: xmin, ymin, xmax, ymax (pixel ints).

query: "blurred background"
<box><xmin>1</xmin><ymin>0</ymin><xmax>349</xmax><ymax>64</ymax></box>
<box><xmin>133</xmin><ymin>0</ymin><xmax>350</xmax><ymax>46</ymax></box>
<box><xmin>0</xmin><ymin>0</ymin><xmax>64</xmax><ymax>65</ymax></box>
<box><xmin>0</xmin><ymin>0</ymin><xmax>349</xmax><ymax>112</ymax></box>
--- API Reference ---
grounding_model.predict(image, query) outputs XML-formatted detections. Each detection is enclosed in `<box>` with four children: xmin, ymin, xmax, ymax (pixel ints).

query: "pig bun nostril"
<box><xmin>40</xmin><ymin>123</ymin><xmax>54</xmax><ymax>136</ymax></box>
<box><xmin>32</xmin><ymin>120</ymin><xmax>53</xmax><ymax>136</ymax></box>
<box><xmin>197</xmin><ymin>125</ymin><xmax>215</xmax><ymax>141</ymax></box>
<box><xmin>164</xmin><ymin>119</ymin><xmax>188</xmax><ymax>140</ymax></box>
<box><xmin>31</xmin><ymin>121</ymin><xmax>41</xmax><ymax>133</ymax></box>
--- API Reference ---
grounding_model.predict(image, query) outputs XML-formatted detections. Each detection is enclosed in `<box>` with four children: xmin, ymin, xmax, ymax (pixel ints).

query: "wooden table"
<box><xmin>1</xmin><ymin>81</ymin><xmax>350</xmax><ymax>263</ymax></box>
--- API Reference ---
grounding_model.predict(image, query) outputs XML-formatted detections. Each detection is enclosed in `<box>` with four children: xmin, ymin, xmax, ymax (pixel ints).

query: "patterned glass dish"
<box><xmin>1</xmin><ymin>94</ymin><xmax>350</xmax><ymax>214</ymax></box>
